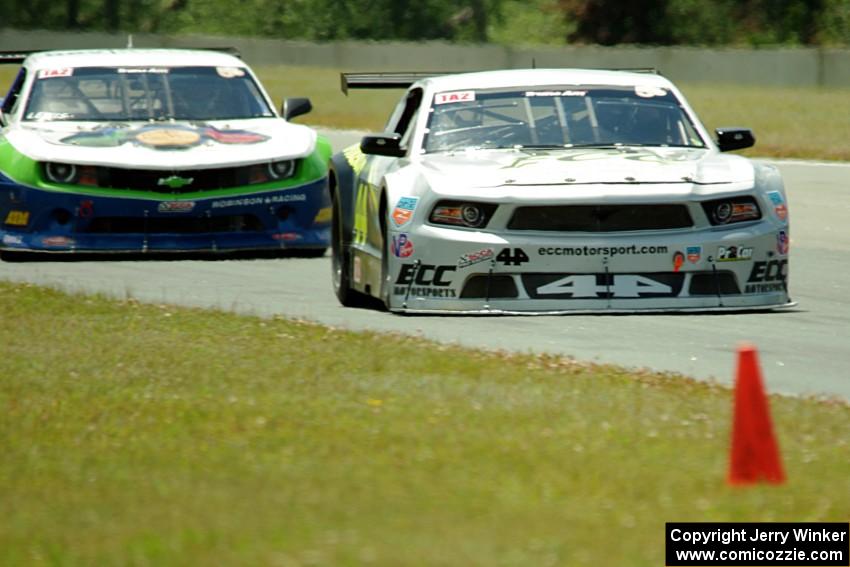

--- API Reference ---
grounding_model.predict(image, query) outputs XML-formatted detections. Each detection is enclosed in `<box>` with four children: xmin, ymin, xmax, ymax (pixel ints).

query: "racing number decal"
<box><xmin>537</xmin><ymin>275</ymin><xmax>672</xmax><ymax>298</ymax></box>
<box><xmin>524</xmin><ymin>274</ymin><xmax>682</xmax><ymax>299</ymax></box>
<box><xmin>496</xmin><ymin>247</ymin><xmax>529</xmax><ymax>266</ymax></box>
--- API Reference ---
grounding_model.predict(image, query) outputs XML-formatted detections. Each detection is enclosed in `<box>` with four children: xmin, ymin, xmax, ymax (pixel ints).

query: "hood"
<box><xmin>5</xmin><ymin>118</ymin><xmax>316</xmax><ymax>169</ymax></box>
<box><xmin>419</xmin><ymin>147</ymin><xmax>754</xmax><ymax>190</ymax></box>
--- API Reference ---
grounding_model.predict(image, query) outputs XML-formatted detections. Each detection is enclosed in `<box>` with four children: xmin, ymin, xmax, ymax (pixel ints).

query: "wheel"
<box><xmin>331</xmin><ymin>190</ymin><xmax>371</xmax><ymax>308</ymax></box>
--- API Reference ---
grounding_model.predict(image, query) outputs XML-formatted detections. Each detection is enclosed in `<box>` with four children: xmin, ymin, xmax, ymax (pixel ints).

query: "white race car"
<box><xmin>329</xmin><ymin>69</ymin><xmax>792</xmax><ymax>314</ymax></box>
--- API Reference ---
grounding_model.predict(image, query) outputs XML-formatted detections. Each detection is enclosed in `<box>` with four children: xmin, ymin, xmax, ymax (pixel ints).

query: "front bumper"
<box><xmin>0</xmin><ymin>177</ymin><xmax>331</xmax><ymax>254</ymax></box>
<box><xmin>386</xmin><ymin>222</ymin><xmax>792</xmax><ymax>314</ymax></box>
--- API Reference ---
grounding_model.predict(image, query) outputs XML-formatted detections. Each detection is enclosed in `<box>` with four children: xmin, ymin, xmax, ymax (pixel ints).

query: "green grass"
<box><xmin>1</xmin><ymin>282</ymin><xmax>848</xmax><ymax>566</ymax></box>
<box><xmin>2</xmin><ymin>65</ymin><xmax>849</xmax><ymax>160</ymax></box>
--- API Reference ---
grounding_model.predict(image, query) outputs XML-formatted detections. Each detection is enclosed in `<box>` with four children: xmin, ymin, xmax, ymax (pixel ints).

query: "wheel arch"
<box><xmin>329</xmin><ymin>152</ymin><xmax>357</xmax><ymax>246</ymax></box>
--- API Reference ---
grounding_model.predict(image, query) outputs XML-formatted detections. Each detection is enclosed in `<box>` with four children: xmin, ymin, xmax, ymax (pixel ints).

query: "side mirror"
<box><xmin>282</xmin><ymin>97</ymin><xmax>312</xmax><ymax>121</ymax></box>
<box><xmin>715</xmin><ymin>128</ymin><xmax>755</xmax><ymax>152</ymax></box>
<box><xmin>360</xmin><ymin>133</ymin><xmax>405</xmax><ymax>157</ymax></box>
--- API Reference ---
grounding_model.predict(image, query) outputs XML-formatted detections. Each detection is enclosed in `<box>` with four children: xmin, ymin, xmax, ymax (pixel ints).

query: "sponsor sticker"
<box><xmin>673</xmin><ymin>251</ymin><xmax>685</xmax><ymax>272</ymax></box>
<box><xmin>158</xmin><ymin>201</ymin><xmax>196</xmax><ymax>213</ymax></box>
<box><xmin>496</xmin><ymin>247</ymin><xmax>530</xmax><ymax>266</ymax></box>
<box><xmin>525</xmin><ymin>90</ymin><xmax>587</xmax><ymax>97</ymax></box>
<box><xmin>635</xmin><ymin>86</ymin><xmax>667</xmax><ymax>98</ymax></box>
<box><xmin>2</xmin><ymin>234</ymin><xmax>24</xmax><ymax>246</ymax></box>
<box><xmin>211</xmin><ymin>194</ymin><xmax>306</xmax><ymax>209</ymax></box>
<box><xmin>25</xmin><ymin>111</ymin><xmax>74</xmax><ymax>121</ymax></box>
<box><xmin>353</xmin><ymin>256</ymin><xmax>362</xmax><ymax>284</ymax></box>
<box><xmin>393</xmin><ymin>262</ymin><xmax>459</xmax><ymax>297</ymax></box>
<box><xmin>768</xmin><ymin>191</ymin><xmax>788</xmax><ymax>221</ymax></box>
<box><xmin>78</xmin><ymin>200</ymin><xmax>94</xmax><ymax>218</ymax></box>
<box><xmin>41</xmin><ymin>236</ymin><xmax>74</xmax><ymax>247</ymax></box>
<box><xmin>216</xmin><ymin>66</ymin><xmax>246</xmax><ymax>78</ymax></box>
<box><xmin>394</xmin><ymin>264</ymin><xmax>456</xmax><ymax>289</ymax></box>
<box><xmin>458</xmin><ymin>247</ymin><xmax>494</xmax><ymax>268</ymax></box>
<box><xmin>272</xmin><ymin>232</ymin><xmax>301</xmax><ymax>241</ymax></box>
<box><xmin>313</xmin><ymin>207</ymin><xmax>332</xmax><ymax>224</ymax></box>
<box><xmin>745</xmin><ymin>259</ymin><xmax>787</xmax><ymax>294</ymax></box>
<box><xmin>777</xmin><ymin>230</ymin><xmax>789</xmax><ymax>255</ymax></box>
<box><xmin>117</xmin><ymin>68</ymin><xmax>168</xmax><ymax>74</ymax></box>
<box><xmin>38</xmin><ymin>68</ymin><xmax>73</xmax><ymax>79</ymax></box>
<box><xmin>537</xmin><ymin>244</ymin><xmax>669</xmax><ymax>257</ymax></box>
<box><xmin>393</xmin><ymin>262</ymin><xmax>459</xmax><ymax>298</ymax></box>
<box><xmin>4</xmin><ymin>210</ymin><xmax>30</xmax><ymax>226</ymax></box>
<box><xmin>391</xmin><ymin>196</ymin><xmax>419</xmax><ymax>227</ymax></box>
<box><xmin>686</xmin><ymin>246</ymin><xmax>701</xmax><ymax>264</ymax></box>
<box><xmin>391</xmin><ymin>233</ymin><xmax>414</xmax><ymax>258</ymax></box>
<box><xmin>434</xmin><ymin>91</ymin><xmax>475</xmax><ymax>105</ymax></box>
<box><xmin>716</xmin><ymin>245</ymin><xmax>753</xmax><ymax>262</ymax></box>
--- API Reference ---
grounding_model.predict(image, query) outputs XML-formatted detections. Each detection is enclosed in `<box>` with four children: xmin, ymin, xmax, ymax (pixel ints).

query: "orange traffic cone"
<box><xmin>727</xmin><ymin>343</ymin><xmax>786</xmax><ymax>485</ymax></box>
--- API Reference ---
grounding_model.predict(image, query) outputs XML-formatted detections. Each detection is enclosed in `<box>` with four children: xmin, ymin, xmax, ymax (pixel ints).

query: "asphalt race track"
<box><xmin>2</xmin><ymin>128</ymin><xmax>849</xmax><ymax>399</ymax></box>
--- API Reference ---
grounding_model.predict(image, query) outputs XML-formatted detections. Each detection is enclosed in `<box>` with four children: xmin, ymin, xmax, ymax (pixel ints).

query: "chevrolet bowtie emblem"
<box><xmin>157</xmin><ymin>175</ymin><xmax>194</xmax><ymax>189</ymax></box>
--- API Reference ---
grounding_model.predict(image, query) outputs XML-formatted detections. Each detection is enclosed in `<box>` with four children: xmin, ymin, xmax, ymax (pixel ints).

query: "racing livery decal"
<box><xmin>59</xmin><ymin>123</ymin><xmax>269</xmax><ymax>149</ymax></box>
<box><xmin>523</xmin><ymin>273</ymin><xmax>684</xmax><ymax>299</ymax></box>
<box><xmin>434</xmin><ymin>91</ymin><xmax>475</xmax><ymax>105</ymax></box>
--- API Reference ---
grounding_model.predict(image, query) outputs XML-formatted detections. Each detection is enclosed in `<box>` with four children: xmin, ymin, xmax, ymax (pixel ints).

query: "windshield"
<box><xmin>422</xmin><ymin>85</ymin><xmax>706</xmax><ymax>153</ymax></box>
<box><xmin>23</xmin><ymin>66</ymin><xmax>274</xmax><ymax>122</ymax></box>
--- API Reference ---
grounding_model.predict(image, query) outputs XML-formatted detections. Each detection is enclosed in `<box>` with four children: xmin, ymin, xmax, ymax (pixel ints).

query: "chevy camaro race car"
<box><xmin>0</xmin><ymin>48</ymin><xmax>331</xmax><ymax>257</ymax></box>
<box><xmin>329</xmin><ymin>69</ymin><xmax>792</xmax><ymax>314</ymax></box>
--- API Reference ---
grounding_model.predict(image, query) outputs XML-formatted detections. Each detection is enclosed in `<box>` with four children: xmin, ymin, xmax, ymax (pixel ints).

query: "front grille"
<box><xmin>688</xmin><ymin>271</ymin><xmax>741</xmax><ymax>296</ymax></box>
<box><xmin>460</xmin><ymin>275</ymin><xmax>519</xmax><ymax>299</ymax></box>
<box><xmin>508</xmin><ymin>204</ymin><xmax>693</xmax><ymax>232</ymax></box>
<box><xmin>96</xmin><ymin>166</ymin><xmax>251</xmax><ymax>193</ymax></box>
<box><xmin>84</xmin><ymin>215</ymin><xmax>264</xmax><ymax>234</ymax></box>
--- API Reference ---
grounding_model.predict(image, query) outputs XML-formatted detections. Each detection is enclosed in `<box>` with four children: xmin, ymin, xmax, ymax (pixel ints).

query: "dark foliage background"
<box><xmin>0</xmin><ymin>0</ymin><xmax>847</xmax><ymax>45</ymax></box>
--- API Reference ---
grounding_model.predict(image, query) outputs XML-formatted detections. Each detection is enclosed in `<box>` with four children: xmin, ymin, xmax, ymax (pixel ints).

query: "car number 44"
<box><xmin>536</xmin><ymin>275</ymin><xmax>673</xmax><ymax>298</ymax></box>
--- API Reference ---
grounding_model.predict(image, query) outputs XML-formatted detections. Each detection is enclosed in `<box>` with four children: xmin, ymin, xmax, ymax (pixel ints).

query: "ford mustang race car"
<box><xmin>0</xmin><ymin>48</ymin><xmax>331</xmax><ymax>257</ymax></box>
<box><xmin>329</xmin><ymin>69</ymin><xmax>792</xmax><ymax>313</ymax></box>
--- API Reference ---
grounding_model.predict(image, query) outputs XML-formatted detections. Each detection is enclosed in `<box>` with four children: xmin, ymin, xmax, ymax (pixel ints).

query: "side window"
<box><xmin>2</xmin><ymin>68</ymin><xmax>27</xmax><ymax>115</ymax></box>
<box><xmin>385</xmin><ymin>88</ymin><xmax>423</xmax><ymax>143</ymax></box>
<box><xmin>399</xmin><ymin>109</ymin><xmax>419</xmax><ymax>148</ymax></box>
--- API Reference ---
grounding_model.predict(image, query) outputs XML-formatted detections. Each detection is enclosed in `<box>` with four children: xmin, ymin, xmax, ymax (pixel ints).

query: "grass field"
<box><xmin>1</xmin><ymin>282</ymin><xmax>848</xmax><ymax>566</ymax></box>
<box><xmin>1</xmin><ymin>65</ymin><xmax>849</xmax><ymax>161</ymax></box>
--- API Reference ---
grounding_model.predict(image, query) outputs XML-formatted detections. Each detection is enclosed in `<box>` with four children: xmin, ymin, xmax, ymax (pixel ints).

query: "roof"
<box><xmin>19</xmin><ymin>49</ymin><xmax>245</xmax><ymax>70</ymax></box>
<box><xmin>419</xmin><ymin>68</ymin><xmax>675</xmax><ymax>91</ymax></box>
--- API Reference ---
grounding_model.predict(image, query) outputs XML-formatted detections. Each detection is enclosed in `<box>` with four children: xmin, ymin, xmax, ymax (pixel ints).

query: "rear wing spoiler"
<box><xmin>340</xmin><ymin>68</ymin><xmax>661</xmax><ymax>95</ymax></box>
<box><xmin>341</xmin><ymin>72</ymin><xmax>450</xmax><ymax>95</ymax></box>
<box><xmin>0</xmin><ymin>46</ymin><xmax>241</xmax><ymax>65</ymax></box>
<box><xmin>0</xmin><ymin>51</ymin><xmax>38</xmax><ymax>65</ymax></box>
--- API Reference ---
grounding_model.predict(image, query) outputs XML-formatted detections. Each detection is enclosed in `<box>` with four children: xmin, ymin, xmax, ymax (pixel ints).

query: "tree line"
<box><xmin>0</xmin><ymin>0</ymin><xmax>847</xmax><ymax>46</ymax></box>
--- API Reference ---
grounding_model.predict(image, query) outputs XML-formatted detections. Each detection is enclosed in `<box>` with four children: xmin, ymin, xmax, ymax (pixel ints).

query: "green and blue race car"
<box><xmin>0</xmin><ymin>48</ymin><xmax>331</xmax><ymax>257</ymax></box>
